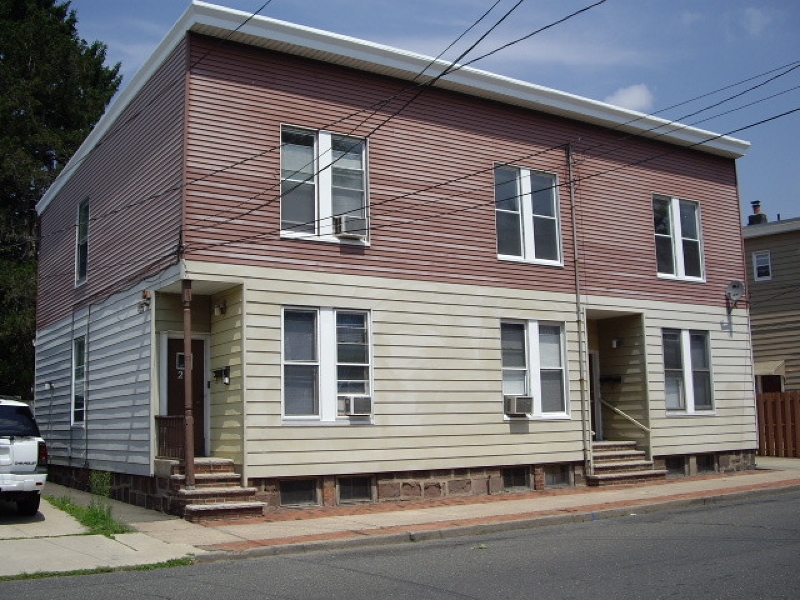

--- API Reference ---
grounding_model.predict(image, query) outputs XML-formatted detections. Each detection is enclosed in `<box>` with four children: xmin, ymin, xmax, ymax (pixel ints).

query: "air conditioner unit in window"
<box><xmin>333</xmin><ymin>215</ymin><xmax>366</xmax><ymax>240</ymax></box>
<box><xmin>504</xmin><ymin>395</ymin><xmax>533</xmax><ymax>416</ymax></box>
<box><xmin>338</xmin><ymin>395</ymin><xmax>372</xmax><ymax>416</ymax></box>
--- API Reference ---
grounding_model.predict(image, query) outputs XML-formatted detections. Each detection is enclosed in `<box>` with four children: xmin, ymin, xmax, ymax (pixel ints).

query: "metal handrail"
<box><xmin>600</xmin><ymin>399</ymin><xmax>650</xmax><ymax>433</ymax></box>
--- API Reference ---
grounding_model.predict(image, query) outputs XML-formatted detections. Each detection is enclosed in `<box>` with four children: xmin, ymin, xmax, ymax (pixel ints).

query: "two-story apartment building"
<box><xmin>34</xmin><ymin>2</ymin><xmax>757</xmax><ymax>517</ymax></box>
<box><xmin>743</xmin><ymin>202</ymin><xmax>800</xmax><ymax>392</ymax></box>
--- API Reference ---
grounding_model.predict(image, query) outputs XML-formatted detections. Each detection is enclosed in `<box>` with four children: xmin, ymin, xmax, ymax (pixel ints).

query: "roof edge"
<box><xmin>37</xmin><ymin>0</ymin><xmax>750</xmax><ymax>214</ymax></box>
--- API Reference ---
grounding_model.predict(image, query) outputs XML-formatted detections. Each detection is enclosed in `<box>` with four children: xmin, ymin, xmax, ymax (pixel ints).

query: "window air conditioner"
<box><xmin>338</xmin><ymin>395</ymin><xmax>372</xmax><ymax>416</ymax></box>
<box><xmin>504</xmin><ymin>395</ymin><xmax>533</xmax><ymax>416</ymax></box>
<box><xmin>333</xmin><ymin>215</ymin><xmax>366</xmax><ymax>240</ymax></box>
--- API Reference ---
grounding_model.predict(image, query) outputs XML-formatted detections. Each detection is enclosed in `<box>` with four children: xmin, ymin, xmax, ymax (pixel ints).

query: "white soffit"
<box><xmin>37</xmin><ymin>0</ymin><xmax>750</xmax><ymax>213</ymax></box>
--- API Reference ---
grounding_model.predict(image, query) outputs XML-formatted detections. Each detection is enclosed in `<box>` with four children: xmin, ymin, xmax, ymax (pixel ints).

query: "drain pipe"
<box><xmin>566</xmin><ymin>144</ymin><xmax>592</xmax><ymax>478</ymax></box>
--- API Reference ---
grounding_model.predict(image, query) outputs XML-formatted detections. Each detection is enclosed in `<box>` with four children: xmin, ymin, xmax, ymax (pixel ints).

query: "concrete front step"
<box><xmin>586</xmin><ymin>469</ymin><xmax>668</xmax><ymax>487</ymax></box>
<box><xmin>592</xmin><ymin>440</ymin><xmax>639</xmax><ymax>452</ymax></box>
<box><xmin>184</xmin><ymin>501</ymin><xmax>266</xmax><ymax>523</ymax></box>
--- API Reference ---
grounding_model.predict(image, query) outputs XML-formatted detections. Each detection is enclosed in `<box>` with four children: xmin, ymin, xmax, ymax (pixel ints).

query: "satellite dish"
<box><xmin>725</xmin><ymin>280</ymin><xmax>745</xmax><ymax>303</ymax></box>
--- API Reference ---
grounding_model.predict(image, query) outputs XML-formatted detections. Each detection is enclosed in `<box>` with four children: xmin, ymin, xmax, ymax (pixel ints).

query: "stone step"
<box><xmin>593</xmin><ymin>450</ymin><xmax>647</xmax><ymax>463</ymax></box>
<box><xmin>177</xmin><ymin>486</ymin><xmax>258</xmax><ymax>505</ymax></box>
<box><xmin>171</xmin><ymin>458</ymin><xmax>237</xmax><ymax>476</ymax></box>
<box><xmin>169</xmin><ymin>472</ymin><xmax>242</xmax><ymax>490</ymax></box>
<box><xmin>592</xmin><ymin>460</ymin><xmax>656</xmax><ymax>473</ymax></box>
<box><xmin>184</xmin><ymin>501</ymin><xmax>266</xmax><ymax>523</ymax></box>
<box><xmin>586</xmin><ymin>469</ymin><xmax>668</xmax><ymax>487</ymax></box>
<box><xmin>592</xmin><ymin>440</ymin><xmax>639</xmax><ymax>453</ymax></box>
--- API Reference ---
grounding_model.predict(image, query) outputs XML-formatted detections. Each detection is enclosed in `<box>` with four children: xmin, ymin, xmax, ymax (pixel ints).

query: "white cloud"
<box><xmin>603</xmin><ymin>84</ymin><xmax>655</xmax><ymax>112</ymax></box>
<box><xmin>742</xmin><ymin>7</ymin><xmax>770</xmax><ymax>37</ymax></box>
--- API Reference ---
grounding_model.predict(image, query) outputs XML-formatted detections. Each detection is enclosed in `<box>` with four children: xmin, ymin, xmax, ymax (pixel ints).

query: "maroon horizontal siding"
<box><xmin>37</xmin><ymin>41</ymin><xmax>188</xmax><ymax>329</ymax></box>
<box><xmin>178</xmin><ymin>34</ymin><xmax>743</xmax><ymax>306</ymax></box>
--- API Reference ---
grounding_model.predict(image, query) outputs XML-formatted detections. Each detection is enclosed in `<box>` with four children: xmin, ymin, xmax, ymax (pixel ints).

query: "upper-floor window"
<box><xmin>280</xmin><ymin>128</ymin><xmax>367</xmax><ymax>240</ymax></box>
<box><xmin>752</xmin><ymin>250</ymin><xmax>772</xmax><ymax>281</ymax></box>
<box><xmin>662</xmin><ymin>328</ymin><xmax>713</xmax><ymax>413</ymax></box>
<box><xmin>72</xmin><ymin>335</ymin><xmax>86</xmax><ymax>425</ymax></box>
<box><xmin>75</xmin><ymin>199</ymin><xmax>89</xmax><ymax>284</ymax></box>
<box><xmin>283</xmin><ymin>307</ymin><xmax>372</xmax><ymax>421</ymax></box>
<box><xmin>653</xmin><ymin>195</ymin><xmax>703</xmax><ymax>280</ymax></box>
<box><xmin>494</xmin><ymin>166</ymin><xmax>561</xmax><ymax>265</ymax></box>
<box><xmin>500</xmin><ymin>320</ymin><xmax>568</xmax><ymax>417</ymax></box>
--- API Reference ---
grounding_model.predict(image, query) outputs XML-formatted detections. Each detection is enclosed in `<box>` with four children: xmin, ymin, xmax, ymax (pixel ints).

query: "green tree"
<box><xmin>0</xmin><ymin>0</ymin><xmax>121</xmax><ymax>399</ymax></box>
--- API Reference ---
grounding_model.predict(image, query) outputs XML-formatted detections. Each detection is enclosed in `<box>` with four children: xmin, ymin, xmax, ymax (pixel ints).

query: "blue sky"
<box><xmin>67</xmin><ymin>0</ymin><xmax>799</xmax><ymax>223</ymax></box>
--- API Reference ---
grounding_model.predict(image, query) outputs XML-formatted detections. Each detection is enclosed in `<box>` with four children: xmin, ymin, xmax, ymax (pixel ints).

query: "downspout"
<box><xmin>567</xmin><ymin>144</ymin><xmax>593</xmax><ymax>478</ymax></box>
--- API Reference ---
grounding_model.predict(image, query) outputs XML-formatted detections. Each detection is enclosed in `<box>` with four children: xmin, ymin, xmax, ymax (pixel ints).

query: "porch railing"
<box><xmin>600</xmin><ymin>399</ymin><xmax>650</xmax><ymax>433</ymax></box>
<box><xmin>155</xmin><ymin>415</ymin><xmax>184</xmax><ymax>459</ymax></box>
<box><xmin>757</xmin><ymin>392</ymin><xmax>800</xmax><ymax>458</ymax></box>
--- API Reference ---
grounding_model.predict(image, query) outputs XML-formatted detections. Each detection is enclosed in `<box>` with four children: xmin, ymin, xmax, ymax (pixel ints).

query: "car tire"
<box><xmin>17</xmin><ymin>492</ymin><xmax>41</xmax><ymax>517</ymax></box>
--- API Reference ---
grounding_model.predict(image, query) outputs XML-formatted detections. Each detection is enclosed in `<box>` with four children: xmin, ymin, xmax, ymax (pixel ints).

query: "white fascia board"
<box><xmin>743</xmin><ymin>217</ymin><xmax>800</xmax><ymax>238</ymax></box>
<box><xmin>37</xmin><ymin>0</ymin><xmax>750</xmax><ymax>215</ymax></box>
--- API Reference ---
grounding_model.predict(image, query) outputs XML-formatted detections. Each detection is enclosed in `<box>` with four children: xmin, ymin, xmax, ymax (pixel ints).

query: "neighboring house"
<box><xmin>743</xmin><ymin>202</ymin><xmax>800</xmax><ymax>392</ymax></box>
<box><xmin>34</xmin><ymin>2</ymin><xmax>757</xmax><ymax>516</ymax></box>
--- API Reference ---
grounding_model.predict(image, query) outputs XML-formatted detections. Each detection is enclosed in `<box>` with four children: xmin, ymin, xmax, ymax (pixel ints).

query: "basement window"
<box><xmin>279</xmin><ymin>479</ymin><xmax>318</xmax><ymax>506</ymax></box>
<box><xmin>338</xmin><ymin>476</ymin><xmax>373</xmax><ymax>503</ymax></box>
<box><xmin>502</xmin><ymin>467</ymin><xmax>529</xmax><ymax>490</ymax></box>
<box><xmin>544</xmin><ymin>464</ymin><xmax>571</xmax><ymax>487</ymax></box>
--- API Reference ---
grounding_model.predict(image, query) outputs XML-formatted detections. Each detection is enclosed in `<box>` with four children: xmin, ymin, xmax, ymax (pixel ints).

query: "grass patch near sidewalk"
<box><xmin>45</xmin><ymin>495</ymin><xmax>132</xmax><ymax>537</ymax></box>
<box><xmin>0</xmin><ymin>557</ymin><xmax>195</xmax><ymax>582</ymax></box>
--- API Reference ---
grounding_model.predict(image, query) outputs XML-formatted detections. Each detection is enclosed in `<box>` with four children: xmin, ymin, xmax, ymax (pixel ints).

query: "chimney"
<box><xmin>748</xmin><ymin>200</ymin><xmax>768</xmax><ymax>225</ymax></box>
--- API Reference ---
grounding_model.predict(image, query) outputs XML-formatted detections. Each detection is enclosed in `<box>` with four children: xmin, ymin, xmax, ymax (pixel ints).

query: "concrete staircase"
<box><xmin>169</xmin><ymin>458</ymin><xmax>266</xmax><ymax>522</ymax></box>
<box><xmin>587</xmin><ymin>440</ymin><xmax>668</xmax><ymax>487</ymax></box>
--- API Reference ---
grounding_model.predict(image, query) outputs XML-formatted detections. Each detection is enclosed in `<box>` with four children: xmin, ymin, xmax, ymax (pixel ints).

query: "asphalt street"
<box><xmin>3</xmin><ymin>488</ymin><xmax>799</xmax><ymax>600</ymax></box>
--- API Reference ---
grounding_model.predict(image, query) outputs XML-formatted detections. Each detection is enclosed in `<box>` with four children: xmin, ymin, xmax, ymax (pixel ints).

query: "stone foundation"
<box><xmin>46</xmin><ymin>449</ymin><xmax>757</xmax><ymax>517</ymax></box>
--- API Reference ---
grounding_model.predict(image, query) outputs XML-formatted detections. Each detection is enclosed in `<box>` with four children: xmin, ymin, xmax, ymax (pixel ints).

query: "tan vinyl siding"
<box><xmin>182</xmin><ymin>35</ymin><xmax>742</xmax><ymax>310</ymax></box>
<box><xmin>36</xmin><ymin>41</ymin><xmax>188</xmax><ymax>330</ymax></box>
<box><xmin>744</xmin><ymin>227</ymin><xmax>800</xmax><ymax>390</ymax></box>
<box><xmin>186</xmin><ymin>260</ymin><xmax>756</xmax><ymax>477</ymax></box>
<box><xmin>187</xmin><ymin>259</ymin><xmax>585</xmax><ymax>477</ymax></box>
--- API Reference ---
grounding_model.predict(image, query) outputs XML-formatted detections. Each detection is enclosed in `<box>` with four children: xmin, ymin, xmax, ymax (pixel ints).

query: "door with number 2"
<box><xmin>167</xmin><ymin>338</ymin><xmax>206</xmax><ymax>456</ymax></box>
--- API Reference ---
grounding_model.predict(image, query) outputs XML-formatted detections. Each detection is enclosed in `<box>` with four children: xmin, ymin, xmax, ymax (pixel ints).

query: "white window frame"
<box><xmin>282</xmin><ymin>307</ymin><xmax>373</xmax><ymax>423</ymax></box>
<box><xmin>75</xmin><ymin>199</ymin><xmax>89</xmax><ymax>285</ymax></box>
<box><xmin>280</xmin><ymin>126</ymin><xmax>368</xmax><ymax>243</ymax></box>
<box><xmin>494</xmin><ymin>165</ymin><xmax>562</xmax><ymax>266</ymax></box>
<box><xmin>662</xmin><ymin>328</ymin><xmax>714</xmax><ymax>414</ymax></box>
<box><xmin>500</xmin><ymin>320</ymin><xmax>569</xmax><ymax>419</ymax></box>
<box><xmin>653</xmin><ymin>195</ymin><xmax>704</xmax><ymax>281</ymax></box>
<box><xmin>72</xmin><ymin>335</ymin><xmax>86</xmax><ymax>426</ymax></box>
<box><xmin>753</xmin><ymin>250</ymin><xmax>772</xmax><ymax>281</ymax></box>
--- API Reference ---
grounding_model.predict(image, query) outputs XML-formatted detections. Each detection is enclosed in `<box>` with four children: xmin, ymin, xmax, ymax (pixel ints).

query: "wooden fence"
<box><xmin>757</xmin><ymin>392</ymin><xmax>800</xmax><ymax>458</ymax></box>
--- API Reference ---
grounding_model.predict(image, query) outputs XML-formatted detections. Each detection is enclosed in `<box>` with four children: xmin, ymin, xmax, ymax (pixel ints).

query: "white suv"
<box><xmin>0</xmin><ymin>398</ymin><xmax>48</xmax><ymax>516</ymax></box>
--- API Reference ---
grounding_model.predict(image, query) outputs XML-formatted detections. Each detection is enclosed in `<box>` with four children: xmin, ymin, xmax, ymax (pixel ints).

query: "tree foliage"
<box><xmin>0</xmin><ymin>0</ymin><xmax>121</xmax><ymax>399</ymax></box>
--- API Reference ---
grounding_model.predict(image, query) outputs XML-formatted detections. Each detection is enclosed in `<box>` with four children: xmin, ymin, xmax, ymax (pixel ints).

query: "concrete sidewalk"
<box><xmin>1</xmin><ymin>456</ymin><xmax>799</xmax><ymax>577</ymax></box>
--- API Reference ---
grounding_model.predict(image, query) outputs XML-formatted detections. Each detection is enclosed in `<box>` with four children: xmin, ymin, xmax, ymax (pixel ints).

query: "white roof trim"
<box><xmin>754</xmin><ymin>360</ymin><xmax>785</xmax><ymax>377</ymax></box>
<box><xmin>743</xmin><ymin>217</ymin><xmax>800</xmax><ymax>238</ymax></box>
<box><xmin>37</xmin><ymin>0</ymin><xmax>750</xmax><ymax>214</ymax></box>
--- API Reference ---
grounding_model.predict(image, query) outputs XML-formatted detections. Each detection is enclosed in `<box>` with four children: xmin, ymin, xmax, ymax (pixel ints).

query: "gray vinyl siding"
<box><xmin>34</xmin><ymin>283</ymin><xmax>158</xmax><ymax>476</ymax></box>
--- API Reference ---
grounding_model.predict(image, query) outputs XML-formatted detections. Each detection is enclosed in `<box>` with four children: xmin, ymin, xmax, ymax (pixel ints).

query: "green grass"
<box><xmin>0</xmin><ymin>557</ymin><xmax>194</xmax><ymax>582</ymax></box>
<box><xmin>44</xmin><ymin>495</ymin><xmax>132</xmax><ymax>537</ymax></box>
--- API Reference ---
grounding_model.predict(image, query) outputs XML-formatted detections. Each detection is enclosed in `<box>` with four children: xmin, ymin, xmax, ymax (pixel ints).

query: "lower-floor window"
<box><xmin>72</xmin><ymin>335</ymin><xmax>86</xmax><ymax>425</ymax></box>
<box><xmin>500</xmin><ymin>320</ymin><xmax>568</xmax><ymax>417</ymax></box>
<box><xmin>283</xmin><ymin>307</ymin><xmax>372</xmax><ymax>421</ymax></box>
<box><xmin>662</xmin><ymin>328</ymin><xmax>713</xmax><ymax>412</ymax></box>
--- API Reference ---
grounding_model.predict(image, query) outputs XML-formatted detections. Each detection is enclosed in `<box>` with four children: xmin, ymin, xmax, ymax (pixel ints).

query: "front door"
<box><xmin>589</xmin><ymin>351</ymin><xmax>603</xmax><ymax>441</ymax></box>
<box><xmin>167</xmin><ymin>338</ymin><xmax>206</xmax><ymax>456</ymax></box>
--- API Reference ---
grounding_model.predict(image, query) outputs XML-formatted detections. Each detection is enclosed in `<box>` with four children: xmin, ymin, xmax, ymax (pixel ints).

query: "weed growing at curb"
<box><xmin>45</xmin><ymin>495</ymin><xmax>132</xmax><ymax>537</ymax></box>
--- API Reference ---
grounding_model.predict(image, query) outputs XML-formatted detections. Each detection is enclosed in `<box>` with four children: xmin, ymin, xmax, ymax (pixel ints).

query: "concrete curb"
<box><xmin>193</xmin><ymin>480</ymin><xmax>800</xmax><ymax>563</ymax></box>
